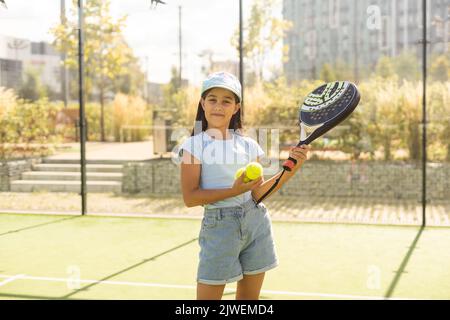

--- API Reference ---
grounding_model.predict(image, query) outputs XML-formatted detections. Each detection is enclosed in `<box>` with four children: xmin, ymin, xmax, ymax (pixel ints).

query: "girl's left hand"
<box><xmin>288</xmin><ymin>145</ymin><xmax>311</xmax><ymax>171</ymax></box>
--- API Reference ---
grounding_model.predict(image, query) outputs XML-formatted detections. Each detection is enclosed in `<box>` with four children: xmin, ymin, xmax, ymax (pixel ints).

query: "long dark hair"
<box><xmin>190</xmin><ymin>89</ymin><xmax>243</xmax><ymax>136</ymax></box>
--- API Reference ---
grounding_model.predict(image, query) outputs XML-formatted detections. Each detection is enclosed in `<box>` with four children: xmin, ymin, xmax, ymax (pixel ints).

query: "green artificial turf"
<box><xmin>0</xmin><ymin>213</ymin><xmax>449</xmax><ymax>300</ymax></box>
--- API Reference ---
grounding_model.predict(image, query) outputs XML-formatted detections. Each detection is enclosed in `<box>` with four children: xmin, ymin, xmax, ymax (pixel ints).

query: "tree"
<box><xmin>398</xmin><ymin>81</ymin><xmax>422</xmax><ymax>161</ymax></box>
<box><xmin>0</xmin><ymin>87</ymin><xmax>18</xmax><ymax>162</ymax></box>
<box><xmin>231</xmin><ymin>0</ymin><xmax>292</xmax><ymax>84</ymax></box>
<box><xmin>375</xmin><ymin>56</ymin><xmax>395</xmax><ymax>79</ymax></box>
<box><xmin>18</xmin><ymin>68</ymin><xmax>47</xmax><ymax>102</ymax></box>
<box><xmin>392</xmin><ymin>51</ymin><xmax>420</xmax><ymax>81</ymax></box>
<box><xmin>256</xmin><ymin>77</ymin><xmax>322</xmax><ymax>145</ymax></box>
<box><xmin>51</xmin><ymin>0</ymin><xmax>142</xmax><ymax>141</ymax></box>
<box><xmin>374</xmin><ymin>52</ymin><xmax>420</xmax><ymax>82</ymax></box>
<box><xmin>336</xmin><ymin>110</ymin><xmax>367</xmax><ymax>160</ymax></box>
<box><xmin>113</xmin><ymin>54</ymin><xmax>145</xmax><ymax>96</ymax></box>
<box><xmin>159</xmin><ymin>66</ymin><xmax>187</xmax><ymax>126</ymax></box>
<box><xmin>359</xmin><ymin>78</ymin><xmax>402</xmax><ymax>161</ymax></box>
<box><xmin>428</xmin><ymin>81</ymin><xmax>450</xmax><ymax>161</ymax></box>
<box><xmin>430</xmin><ymin>54</ymin><xmax>450</xmax><ymax>82</ymax></box>
<box><xmin>319</xmin><ymin>64</ymin><xmax>336</xmax><ymax>82</ymax></box>
<box><xmin>334</xmin><ymin>60</ymin><xmax>355</xmax><ymax>82</ymax></box>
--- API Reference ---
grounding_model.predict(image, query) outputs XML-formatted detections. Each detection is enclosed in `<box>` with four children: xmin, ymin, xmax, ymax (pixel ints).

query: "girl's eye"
<box><xmin>207</xmin><ymin>98</ymin><xmax>232</xmax><ymax>104</ymax></box>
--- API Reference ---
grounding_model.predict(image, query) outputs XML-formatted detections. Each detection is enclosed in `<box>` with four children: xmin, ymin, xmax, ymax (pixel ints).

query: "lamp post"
<box><xmin>239</xmin><ymin>0</ymin><xmax>244</xmax><ymax>116</ymax></box>
<box><xmin>61</xmin><ymin>0</ymin><xmax>69</xmax><ymax>108</ymax></box>
<box><xmin>421</xmin><ymin>0</ymin><xmax>428</xmax><ymax>227</ymax></box>
<box><xmin>78</xmin><ymin>0</ymin><xmax>87</xmax><ymax>215</ymax></box>
<box><xmin>178</xmin><ymin>5</ymin><xmax>182</xmax><ymax>88</ymax></box>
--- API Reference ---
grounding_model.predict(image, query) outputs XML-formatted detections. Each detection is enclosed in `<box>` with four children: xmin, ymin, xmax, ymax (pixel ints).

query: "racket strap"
<box><xmin>255</xmin><ymin>169</ymin><xmax>286</xmax><ymax>205</ymax></box>
<box><xmin>282</xmin><ymin>157</ymin><xmax>297</xmax><ymax>171</ymax></box>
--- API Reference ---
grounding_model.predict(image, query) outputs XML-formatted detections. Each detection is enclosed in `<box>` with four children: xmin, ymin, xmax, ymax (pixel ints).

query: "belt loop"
<box><xmin>218</xmin><ymin>208</ymin><xmax>223</xmax><ymax>220</ymax></box>
<box><xmin>239</xmin><ymin>204</ymin><xmax>245</xmax><ymax>216</ymax></box>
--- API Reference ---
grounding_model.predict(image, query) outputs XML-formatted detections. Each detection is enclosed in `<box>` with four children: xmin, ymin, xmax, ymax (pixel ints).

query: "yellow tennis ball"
<box><xmin>235</xmin><ymin>167</ymin><xmax>250</xmax><ymax>183</ymax></box>
<box><xmin>245</xmin><ymin>162</ymin><xmax>263</xmax><ymax>180</ymax></box>
<box><xmin>235</xmin><ymin>167</ymin><xmax>245</xmax><ymax>179</ymax></box>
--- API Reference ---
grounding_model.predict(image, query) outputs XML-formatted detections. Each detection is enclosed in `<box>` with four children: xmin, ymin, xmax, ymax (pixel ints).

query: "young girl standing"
<box><xmin>178</xmin><ymin>71</ymin><xmax>310</xmax><ymax>300</ymax></box>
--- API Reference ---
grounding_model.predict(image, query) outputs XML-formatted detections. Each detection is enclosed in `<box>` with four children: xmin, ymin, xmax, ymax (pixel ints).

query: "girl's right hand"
<box><xmin>231</xmin><ymin>174</ymin><xmax>263</xmax><ymax>196</ymax></box>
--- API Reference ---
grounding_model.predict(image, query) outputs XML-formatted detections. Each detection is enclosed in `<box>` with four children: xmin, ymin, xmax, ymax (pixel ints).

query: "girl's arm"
<box><xmin>251</xmin><ymin>169</ymin><xmax>296</xmax><ymax>201</ymax></box>
<box><xmin>180</xmin><ymin>150</ymin><xmax>262</xmax><ymax>208</ymax></box>
<box><xmin>251</xmin><ymin>145</ymin><xmax>310</xmax><ymax>202</ymax></box>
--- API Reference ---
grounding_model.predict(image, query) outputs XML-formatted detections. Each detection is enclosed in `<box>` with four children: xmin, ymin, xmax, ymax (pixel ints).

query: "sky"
<box><xmin>0</xmin><ymin>0</ymin><xmax>281</xmax><ymax>85</ymax></box>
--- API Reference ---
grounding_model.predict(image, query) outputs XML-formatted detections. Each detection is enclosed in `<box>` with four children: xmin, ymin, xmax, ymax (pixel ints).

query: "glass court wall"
<box><xmin>0</xmin><ymin>0</ymin><xmax>448</xmax><ymax>226</ymax></box>
<box><xmin>0</xmin><ymin>0</ymin><xmax>82</xmax><ymax>213</ymax></box>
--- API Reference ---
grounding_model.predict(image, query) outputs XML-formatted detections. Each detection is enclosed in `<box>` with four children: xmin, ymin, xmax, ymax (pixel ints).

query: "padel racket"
<box><xmin>255</xmin><ymin>81</ymin><xmax>360</xmax><ymax>205</ymax></box>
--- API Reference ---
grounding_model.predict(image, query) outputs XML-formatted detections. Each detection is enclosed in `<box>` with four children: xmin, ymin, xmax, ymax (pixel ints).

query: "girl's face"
<box><xmin>201</xmin><ymin>87</ymin><xmax>240</xmax><ymax>132</ymax></box>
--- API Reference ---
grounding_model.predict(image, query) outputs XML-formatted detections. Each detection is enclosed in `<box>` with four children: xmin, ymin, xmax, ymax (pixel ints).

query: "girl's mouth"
<box><xmin>211</xmin><ymin>114</ymin><xmax>224</xmax><ymax>117</ymax></box>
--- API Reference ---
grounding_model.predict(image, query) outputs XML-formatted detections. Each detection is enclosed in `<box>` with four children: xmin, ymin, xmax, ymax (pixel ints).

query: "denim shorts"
<box><xmin>197</xmin><ymin>198</ymin><xmax>278</xmax><ymax>285</ymax></box>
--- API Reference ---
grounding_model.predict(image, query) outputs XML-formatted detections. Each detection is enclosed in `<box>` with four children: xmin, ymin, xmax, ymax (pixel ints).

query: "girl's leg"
<box><xmin>235</xmin><ymin>272</ymin><xmax>265</xmax><ymax>300</ymax></box>
<box><xmin>197</xmin><ymin>283</ymin><xmax>226</xmax><ymax>300</ymax></box>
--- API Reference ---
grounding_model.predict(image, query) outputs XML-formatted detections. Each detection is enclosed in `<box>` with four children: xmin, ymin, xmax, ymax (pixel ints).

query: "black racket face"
<box><xmin>300</xmin><ymin>81</ymin><xmax>357</xmax><ymax>126</ymax></box>
<box><xmin>297</xmin><ymin>81</ymin><xmax>360</xmax><ymax>145</ymax></box>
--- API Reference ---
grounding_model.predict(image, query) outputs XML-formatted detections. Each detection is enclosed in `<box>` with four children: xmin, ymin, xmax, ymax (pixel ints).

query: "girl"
<box><xmin>178</xmin><ymin>71</ymin><xmax>310</xmax><ymax>300</ymax></box>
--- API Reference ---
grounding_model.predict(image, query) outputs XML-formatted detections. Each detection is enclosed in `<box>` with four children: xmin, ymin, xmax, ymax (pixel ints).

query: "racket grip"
<box><xmin>284</xmin><ymin>141</ymin><xmax>308</xmax><ymax>171</ymax></box>
<box><xmin>282</xmin><ymin>157</ymin><xmax>297</xmax><ymax>171</ymax></box>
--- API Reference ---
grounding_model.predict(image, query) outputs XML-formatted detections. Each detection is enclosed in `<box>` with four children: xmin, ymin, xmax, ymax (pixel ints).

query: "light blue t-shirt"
<box><xmin>178</xmin><ymin>131</ymin><xmax>265</xmax><ymax>209</ymax></box>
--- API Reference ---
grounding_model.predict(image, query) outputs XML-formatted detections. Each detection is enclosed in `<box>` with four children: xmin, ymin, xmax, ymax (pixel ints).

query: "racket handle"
<box><xmin>283</xmin><ymin>141</ymin><xmax>308</xmax><ymax>171</ymax></box>
<box><xmin>282</xmin><ymin>157</ymin><xmax>297</xmax><ymax>171</ymax></box>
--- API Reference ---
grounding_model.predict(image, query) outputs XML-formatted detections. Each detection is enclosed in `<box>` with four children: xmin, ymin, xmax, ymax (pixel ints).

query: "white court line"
<box><xmin>0</xmin><ymin>274</ymin><xmax>26</xmax><ymax>287</ymax></box>
<box><xmin>0</xmin><ymin>274</ymin><xmax>414</xmax><ymax>300</ymax></box>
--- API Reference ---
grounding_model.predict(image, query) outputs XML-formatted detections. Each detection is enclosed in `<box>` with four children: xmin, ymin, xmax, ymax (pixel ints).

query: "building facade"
<box><xmin>283</xmin><ymin>0</ymin><xmax>449</xmax><ymax>82</ymax></box>
<box><xmin>0</xmin><ymin>34</ymin><xmax>61</xmax><ymax>94</ymax></box>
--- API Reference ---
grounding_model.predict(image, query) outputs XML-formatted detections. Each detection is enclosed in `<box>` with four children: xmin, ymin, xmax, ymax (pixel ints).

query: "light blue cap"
<box><xmin>201</xmin><ymin>71</ymin><xmax>242</xmax><ymax>102</ymax></box>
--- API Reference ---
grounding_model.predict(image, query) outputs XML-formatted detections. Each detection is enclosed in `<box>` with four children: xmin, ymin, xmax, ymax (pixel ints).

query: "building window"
<box><xmin>328</xmin><ymin>0</ymin><xmax>340</xmax><ymax>29</ymax></box>
<box><xmin>380</xmin><ymin>16</ymin><xmax>389</xmax><ymax>50</ymax></box>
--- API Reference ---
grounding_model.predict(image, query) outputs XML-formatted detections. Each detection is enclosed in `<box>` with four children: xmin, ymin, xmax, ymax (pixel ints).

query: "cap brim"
<box><xmin>202</xmin><ymin>84</ymin><xmax>241</xmax><ymax>102</ymax></box>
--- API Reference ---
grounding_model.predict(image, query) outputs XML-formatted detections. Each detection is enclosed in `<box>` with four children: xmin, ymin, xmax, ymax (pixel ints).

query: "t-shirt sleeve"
<box><xmin>256</xmin><ymin>142</ymin><xmax>265</xmax><ymax>158</ymax></box>
<box><xmin>178</xmin><ymin>135</ymin><xmax>203</xmax><ymax>163</ymax></box>
<box><xmin>246</xmin><ymin>137</ymin><xmax>265</xmax><ymax>161</ymax></box>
